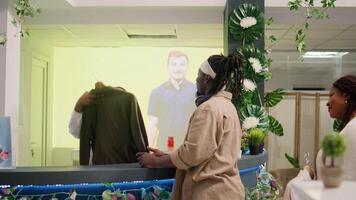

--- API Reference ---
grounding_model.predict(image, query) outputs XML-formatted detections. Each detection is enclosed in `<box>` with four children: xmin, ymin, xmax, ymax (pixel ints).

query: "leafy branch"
<box><xmin>12</xmin><ymin>0</ymin><xmax>41</xmax><ymax>37</ymax></box>
<box><xmin>288</xmin><ymin>0</ymin><xmax>336</xmax><ymax>54</ymax></box>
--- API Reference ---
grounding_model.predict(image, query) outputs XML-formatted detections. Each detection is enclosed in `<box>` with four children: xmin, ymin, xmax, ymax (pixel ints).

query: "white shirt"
<box><xmin>68</xmin><ymin>111</ymin><xmax>82</xmax><ymax>139</ymax></box>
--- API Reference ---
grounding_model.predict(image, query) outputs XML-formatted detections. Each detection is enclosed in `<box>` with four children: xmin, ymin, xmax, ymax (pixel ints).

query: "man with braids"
<box><xmin>137</xmin><ymin>54</ymin><xmax>245</xmax><ymax>200</ymax></box>
<box><xmin>284</xmin><ymin>75</ymin><xmax>356</xmax><ymax>200</ymax></box>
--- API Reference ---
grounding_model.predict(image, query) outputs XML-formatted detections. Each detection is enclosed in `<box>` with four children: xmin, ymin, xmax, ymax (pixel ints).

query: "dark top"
<box><xmin>148</xmin><ymin>80</ymin><xmax>196</xmax><ymax>150</ymax></box>
<box><xmin>80</xmin><ymin>87</ymin><xmax>148</xmax><ymax>165</ymax></box>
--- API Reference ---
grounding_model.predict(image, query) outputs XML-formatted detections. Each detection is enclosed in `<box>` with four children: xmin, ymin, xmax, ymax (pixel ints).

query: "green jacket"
<box><xmin>80</xmin><ymin>87</ymin><xmax>148</xmax><ymax>165</ymax></box>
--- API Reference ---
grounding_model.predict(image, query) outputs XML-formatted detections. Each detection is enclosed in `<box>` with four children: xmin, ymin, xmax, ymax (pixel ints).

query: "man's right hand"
<box><xmin>74</xmin><ymin>92</ymin><xmax>94</xmax><ymax>113</ymax></box>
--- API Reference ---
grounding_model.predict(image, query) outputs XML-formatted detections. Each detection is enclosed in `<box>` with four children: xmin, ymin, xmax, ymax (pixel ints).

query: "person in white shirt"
<box><xmin>68</xmin><ymin>91</ymin><xmax>95</xmax><ymax>138</ymax></box>
<box><xmin>68</xmin><ymin>82</ymin><xmax>106</xmax><ymax>138</ymax></box>
<box><xmin>284</xmin><ymin>75</ymin><xmax>356</xmax><ymax>200</ymax></box>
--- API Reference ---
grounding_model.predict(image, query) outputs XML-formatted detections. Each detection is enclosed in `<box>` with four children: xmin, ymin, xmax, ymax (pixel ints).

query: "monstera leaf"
<box><xmin>240</xmin><ymin>105</ymin><xmax>269</xmax><ymax>132</ymax></box>
<box><xmin>333</xmin><ymin>119</ymin><xmax>342</xmax><ymax>132</ymax></box>
<box><xmin>229</xmin><ymin>3</ymin><xmax>264</xmax><ymax>43</ymax></box>
<box><xmin>285</xmin><ymin>153</ymin><xmax>300</xmax><ymax>169</ymax></box>
<box><xmin>264</xmin><ymin>88</ymin><xmax>285</xmax><ymax>108</ymax></box>
<box><xmin>237</xmin><ymin>45</ymin><xmax>269</xmax><ymax>82</ymax></box>
<box><xmin>268</xmin><ymin>115</ymin><xmax>284</xmax><ymax>136</ymax></box>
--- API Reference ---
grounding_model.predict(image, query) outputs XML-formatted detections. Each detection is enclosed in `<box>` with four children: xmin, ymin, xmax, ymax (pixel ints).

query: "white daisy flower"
<box><xmin>243</xmin><ymin>116</ymin><xmax>259</xmax><ymax>130</ymax></box>
<box><xmin>248</xmin><ymin>57</ymin><xmax>263</xmax><ymax>73</ymax></box>
<box><xmin>240</xmin><ymin>17</ymin><xmax>257</xmax><ymax>29</ymax></box>
<box><xmin>243</xmin><ymin>79</ymin><xmax>256</xmax><ymax>91</ymax></box>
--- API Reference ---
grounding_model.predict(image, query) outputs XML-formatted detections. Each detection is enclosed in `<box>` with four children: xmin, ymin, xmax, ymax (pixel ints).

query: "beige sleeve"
<box><xmin>170</xmin><ymin>109</ymin><xmax>218</xmax><ymax>170</ymax></box>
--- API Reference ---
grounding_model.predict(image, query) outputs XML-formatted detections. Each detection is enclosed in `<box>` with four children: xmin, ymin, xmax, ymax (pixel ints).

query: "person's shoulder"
<box><xmin>342</xmin><ymin>117</ymin><xmax>356</xmax><ymax>135</ymax></box>
<box><xmin>182</xmin><ymin>80</ymin><xmax>195</xmax><ymax>88</ymax></box>
<box><xmin>150</xmin><ymin>81</ymin><xmax>170</xmax><ymax>94</ymax></box>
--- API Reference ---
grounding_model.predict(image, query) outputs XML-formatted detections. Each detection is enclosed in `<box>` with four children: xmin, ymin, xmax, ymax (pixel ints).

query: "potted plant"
<box><xmin>320</xmin><ymin>132</ymin><xmax>347</xmax><ymax>188</ymax></box>
<box><xmin>248</xmin><ymin>128</ymin><xmax>266</xmax><ymax>155</ymax></box>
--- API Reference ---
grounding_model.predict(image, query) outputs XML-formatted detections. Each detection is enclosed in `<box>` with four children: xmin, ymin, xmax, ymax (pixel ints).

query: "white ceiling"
<box><xmin>27</xmin><ymin>0</ymin><xmax>356</xmax><ymax>51</ymax></box>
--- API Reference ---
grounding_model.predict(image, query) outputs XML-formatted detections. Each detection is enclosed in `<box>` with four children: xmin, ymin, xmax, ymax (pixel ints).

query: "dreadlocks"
<box><xmin>207</xmin><ymin>53</ymin><xmax>245</xmax><ymax>101</ymax></box>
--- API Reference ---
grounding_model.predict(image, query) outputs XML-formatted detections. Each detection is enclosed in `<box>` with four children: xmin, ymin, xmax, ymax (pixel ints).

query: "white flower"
<box><xmin>248</xmin><ymin>57</ymin><xmax>263</xmax><ymax>73</ymax></box>
<box><xmin>243</xmin><ymin>79</ymin><xmax>256</xmax><ymax>91</ymax></box>
<box><xmin>240</xmin><ymin>17</ymin><xmax>257</xmax><ymax>29</ymax></box>
<box><xmin>0</xmin><ymin>33</ymin><xmax>6</xmax><ymax>45</ymax></box>
<box><xmin>243</xmin><ymin>117</ymin><xmax>259</xmax><ymax>130</ymax></box>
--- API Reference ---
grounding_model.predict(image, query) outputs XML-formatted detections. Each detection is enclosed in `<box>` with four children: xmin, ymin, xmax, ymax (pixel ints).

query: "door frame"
<box><xmin>30</xmin><ymin>56</ymin><xmax>49</xmax><ymax>166</ymax></box>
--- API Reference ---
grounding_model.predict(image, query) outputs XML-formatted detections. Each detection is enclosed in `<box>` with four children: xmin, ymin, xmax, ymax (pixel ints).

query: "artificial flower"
<box><xmin>242</xmin><ymin>116</ymin><xmax>259</xmax><ymax>130</ymax></box>
<box><xmin>240</xmin><ymin>17</ymin><xmax>257</xmax><ymax>29</ymax></box>
<box><xmin>248</xmin><ymin>57</ymin><xmax>263</xmax><ymax>73</ymax></box>
<box><xmin>243</xmin><ymin>79</ymin><xmax>256</xmax><ymax>91</ymax></box>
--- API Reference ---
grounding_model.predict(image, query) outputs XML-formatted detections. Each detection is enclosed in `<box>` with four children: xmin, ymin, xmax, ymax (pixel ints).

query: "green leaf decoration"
<box><xmin>333</xmin><ymin>119</ymin><xmax>342</xmax><ymax>132</ymax></box>
<box><xmin>239</xmin><ymin>105</ymin><xmax>269</xmax><ymax>132</ymax></box>
<box><xmin>158</xmin><ymin>191</ymin><xmax>170</xmax><ymax>200</ymax></box>
<box><xmin>103</xmin><ymin>182</ymin><xmax>113</xmax><ymax>188</ymax></box>
<box><xmin>102</xmin><ymin>190</ymin><xmax>112</xmax><ymax>200</ymax></box>
<box><xmin>237</xmin><ymin>45</ymin><xmax>268</xmax><ymax>82</ymax></box>
<box><xmin>266</xmin><ymin>17</ymin><xmax>274</xmax><ymax>26</ymax></box>
<box><xmin>285</xmin><ymin>153</ymin><xmax>300</xmax><ymax>169</ymax></box>
<box><xmin>268</xmin><ymin>115</ymin><xmax>284</xmax><ymax>136</ymax></box>
<box><xmin>143</xmin><ymin>192</ymin><xmax>153</xmax><ymax>200</ymax></box>
<box><xmin>264</xmin><ymin>88</ymin><xmax>285</xmax><ymax>108</ymax></box>
<box><xmin>229</xmin><ymin>3</ymin><xmax>264</xmax><ymax>43</ymax></box>
<box><xmin>153</xmin><ymin>186</ymin><xmax>161</xmax><ymax>196</ymax></box>
<box><xmin>288</xmin><ymin>0</ymin><xmax>302</xmax><ymax>11</ymax></box>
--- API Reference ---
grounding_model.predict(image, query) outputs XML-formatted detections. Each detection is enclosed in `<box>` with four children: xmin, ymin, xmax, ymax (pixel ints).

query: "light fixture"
<box><xmin>302</xmin><ymin>51</ymin><xmax>349</xmax><ymax>58</ymax></box>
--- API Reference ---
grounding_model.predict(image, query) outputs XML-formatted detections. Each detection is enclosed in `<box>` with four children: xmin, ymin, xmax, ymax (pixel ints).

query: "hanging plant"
<box><xmin>12</xmin><ymin>0</ymin><xmax>41</xmax><ymax>37</ymax></box>
<box><xmin>229</xmin><ymin>3</ymin><xmax>264</xmax><ymax>44</ymax></box>
<box><xmin>0</xmin><ymin>33</ymin><xmax>7</xmax><ymax>45</ymax></box>
<box><xmin>238</xmin><ymin>45</ymin><xmax>271</xmax><ymax>82</ymax></box>
<box><xmin>287</xmin><ymin>0</ymin><xmax>337</xmax><ymax>54</ymax></box>
<box><xmin>240</xmin><ymin>105</ymin><xmax>269</xmax><ymax>132</ymax></box>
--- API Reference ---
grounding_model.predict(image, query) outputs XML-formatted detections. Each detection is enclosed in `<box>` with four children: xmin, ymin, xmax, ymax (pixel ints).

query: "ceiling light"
<box><xmin>302</xmin><ymin>51</ymin><xmax>349</xmax><ymax>58</ymax></box>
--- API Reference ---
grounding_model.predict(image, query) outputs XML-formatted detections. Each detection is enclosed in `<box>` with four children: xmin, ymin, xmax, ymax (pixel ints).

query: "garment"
<box><xmin>80</xmin><ymin>87</ymin><xmax>148</xmax><ymax>165</ymax></box>
<box><xmin>148</xmin><ymin>79</ymin><xmax>196</xmax><ymax>150</ymax></box>
<box><xmin>169</xmin><ymin>91</ymin><xmax>245</xmax><ymax>200</ymax></box>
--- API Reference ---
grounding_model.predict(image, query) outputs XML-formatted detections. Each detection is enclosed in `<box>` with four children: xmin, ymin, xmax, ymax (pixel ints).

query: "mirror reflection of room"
<box><xmin>18</xmin><ymin>46</ymin><xmax>221</xmax><ymax>167</ymax></box>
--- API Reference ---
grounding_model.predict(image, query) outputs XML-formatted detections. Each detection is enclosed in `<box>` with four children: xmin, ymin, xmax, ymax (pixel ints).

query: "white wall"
<box><xmin>0</xmin><ymin>0</ymin><xmax>21</xmax><ymax>166</ymax></box>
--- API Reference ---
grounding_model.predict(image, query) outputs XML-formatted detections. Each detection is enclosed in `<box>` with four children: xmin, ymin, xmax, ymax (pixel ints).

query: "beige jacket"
<box><xmin>169</xmin><ymin>91</ymin><xmax>245</xmax><ymax>200</ymax></box>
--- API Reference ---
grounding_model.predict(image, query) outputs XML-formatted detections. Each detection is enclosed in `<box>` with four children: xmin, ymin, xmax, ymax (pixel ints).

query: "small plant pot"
<box><xmin>320</xmin><ymin>166</ymin><xmax>343</xmax><ymax>188</ymax></box>
<box><xmin>248</xmin><ymin>144</ymin><xmax>264</xmax><ymax>155</ymax></box>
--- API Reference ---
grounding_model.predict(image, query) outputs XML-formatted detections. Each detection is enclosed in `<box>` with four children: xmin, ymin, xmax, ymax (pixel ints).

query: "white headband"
<box><xmin>200</xmin><ymin>60</ymin><xmax>216</xmax><ymax>79</ymax></box>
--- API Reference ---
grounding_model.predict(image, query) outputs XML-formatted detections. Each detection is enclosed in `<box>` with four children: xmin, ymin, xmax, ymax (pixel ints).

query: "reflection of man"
<box><xmin>147</xmin><ymin>51</ymin><xmax>196</xmax><ymax>151</ymax></box>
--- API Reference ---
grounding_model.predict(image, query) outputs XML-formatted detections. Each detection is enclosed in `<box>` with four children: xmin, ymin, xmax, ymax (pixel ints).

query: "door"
<box><xmin>29</xmin><ymin>58</ymin><xmax>48</xmax><ymax>166</ymax></box>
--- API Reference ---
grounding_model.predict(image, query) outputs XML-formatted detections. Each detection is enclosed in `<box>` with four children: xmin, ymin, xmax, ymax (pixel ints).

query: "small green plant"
<box><xmin>321</xmin><ymin>132</ymin><xmax>347</xmax><ymax>167</ymax></box>
<box><xmin>249</xmin><ymin>128</ymin><xmax>266</xmax><ymax>146</ymax></box>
